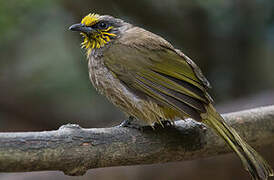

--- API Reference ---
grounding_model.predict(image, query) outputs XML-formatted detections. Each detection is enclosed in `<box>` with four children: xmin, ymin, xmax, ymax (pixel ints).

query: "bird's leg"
<box><xmin>161</xmin><ymin>120</ymin><xmax>174</xmax><ymax>127</ymax></box>
<box><xmin>118</xmin><ymin>116</ymin><xmax>145</xmax><ymax>130</ymax></box>
<box><xmin>118</xmin><ymin>117</ymin><xmax>173</xmax><ymax>131</ymax></box>
<box><xmin>118</xmin><ymin>116</ymin><xmax>135</xmax><ymax>127</ymax></box>
<box><xmin>153</xmin><ymin>119</ymin><xmax>174</xmax><ymax>129</ymax></box>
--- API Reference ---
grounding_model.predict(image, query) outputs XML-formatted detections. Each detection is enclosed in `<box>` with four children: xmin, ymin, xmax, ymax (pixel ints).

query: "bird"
<box><xmin>69</xmin><ymin>13</ymin><xmax>273</xmax><ymax>180</ymax></box>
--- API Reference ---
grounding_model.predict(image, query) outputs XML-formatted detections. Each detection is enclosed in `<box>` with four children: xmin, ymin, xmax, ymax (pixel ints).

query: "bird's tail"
<box><xmin>203</xmin><ymin>104</ymin><xmax>273</xmax><ymax>180</ymax></box>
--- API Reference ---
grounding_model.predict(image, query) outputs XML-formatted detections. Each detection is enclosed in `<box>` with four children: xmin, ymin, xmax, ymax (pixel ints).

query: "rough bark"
<box><xmin>0</xmin><ymin>106</ymin><xmax>273</xmax><ymax>176</ymax></box>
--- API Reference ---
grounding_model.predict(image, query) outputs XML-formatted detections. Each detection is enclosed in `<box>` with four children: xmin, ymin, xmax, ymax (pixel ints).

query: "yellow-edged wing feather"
<box><xmin>104</xmin><ymin>27</ymin><xmax>211</xmax><ymax>121</ymax></box>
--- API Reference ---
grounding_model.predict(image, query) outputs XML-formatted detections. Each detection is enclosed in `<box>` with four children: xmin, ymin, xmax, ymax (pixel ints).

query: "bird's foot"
<box><xmin>153</xmin><ymin>120</ymin><xmax>174</xmax><ymax>129</ymax></box>
<box><xmin>118</xmin><ymin>116</ymin><xmax>145</xmax><ymax>130</ymax></box>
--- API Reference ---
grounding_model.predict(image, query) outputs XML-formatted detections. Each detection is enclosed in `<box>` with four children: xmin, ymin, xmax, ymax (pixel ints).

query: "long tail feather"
<box><xmin>203</xmin><ymin>105</ymin><xmax>273</xmax><ymax>180</ymax></box>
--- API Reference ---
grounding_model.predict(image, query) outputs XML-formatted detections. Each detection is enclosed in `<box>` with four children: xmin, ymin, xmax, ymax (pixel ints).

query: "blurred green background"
<box><xmin>0</xmin><ymin>0</ymin><xmax>273</xmax><ymax>180</ymax></box>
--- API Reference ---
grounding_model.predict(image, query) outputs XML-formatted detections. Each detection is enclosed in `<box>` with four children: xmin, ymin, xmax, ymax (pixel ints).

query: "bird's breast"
<box><xmin>88</xmin><ymin>54</ymin><xmax>142</xmax><ymax>111</ymax></box>
<box><xmin>87</xmin><ymin>54</ymin><xmax>171</xmax><ymax>125</ymax></box>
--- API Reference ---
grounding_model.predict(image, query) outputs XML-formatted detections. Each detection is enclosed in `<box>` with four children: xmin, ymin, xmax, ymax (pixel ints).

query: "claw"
<box><xmin>153</xmin><ymin>120</ymin><xmax>173</xmax><ymax>129</ymax></box>
<box><xmin>118</xmin><ymin>116</ymin><xmax>135</xmax><ymax>127</ymax></box>
<box><xmin>117</xmin><ymin>116</ymin><xmax>144</xmax><ymax>130</ymax></box>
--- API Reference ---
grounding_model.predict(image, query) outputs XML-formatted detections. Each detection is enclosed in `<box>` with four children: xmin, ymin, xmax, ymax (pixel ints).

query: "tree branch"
<box><xmin>0</xmin><ymin>106</ymin><xmax>273</xmax><ymax>176</ymax></box>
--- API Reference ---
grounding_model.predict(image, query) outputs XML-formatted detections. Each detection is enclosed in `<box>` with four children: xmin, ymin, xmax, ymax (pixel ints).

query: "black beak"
<box><xmin>69</xmin><ymin>23</ymin><xmax>93</xmax><ymax>34</ymax></box>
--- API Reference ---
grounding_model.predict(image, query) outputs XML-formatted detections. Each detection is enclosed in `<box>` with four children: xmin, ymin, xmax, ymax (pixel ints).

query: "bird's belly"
<box><xmin>88</xmin><ymin>56</ymin><xmax>172</xmax><ymax>125</ymax></box>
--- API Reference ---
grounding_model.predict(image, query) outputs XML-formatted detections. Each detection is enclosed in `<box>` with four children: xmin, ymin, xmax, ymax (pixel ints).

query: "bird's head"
<box><xmin>69</xmin><ymin>13</ymin><xmax>126</xmax><ymax>56</ymax></box>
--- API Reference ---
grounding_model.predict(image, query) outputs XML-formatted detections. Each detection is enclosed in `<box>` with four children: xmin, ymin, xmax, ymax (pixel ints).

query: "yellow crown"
<box><xmin>81</xmin><ymin>13</ymin><xmax>100</xmax><ymax>26</ymax></box>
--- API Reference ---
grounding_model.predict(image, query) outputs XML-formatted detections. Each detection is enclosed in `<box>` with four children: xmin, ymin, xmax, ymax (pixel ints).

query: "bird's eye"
<box><xmin>98</xmin><ymin>22</ymin><xmax>108</xmax><ymax>29</ymax></box>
